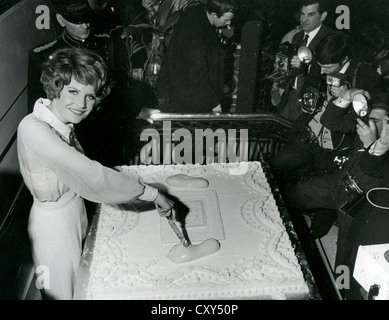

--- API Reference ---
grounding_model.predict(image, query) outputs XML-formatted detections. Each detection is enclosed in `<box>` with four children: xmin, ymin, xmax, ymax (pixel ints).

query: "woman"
<box><xmin>17</xmin><ymin>47</ymin><xmax>174</xmax><ymax>300</ymax></box>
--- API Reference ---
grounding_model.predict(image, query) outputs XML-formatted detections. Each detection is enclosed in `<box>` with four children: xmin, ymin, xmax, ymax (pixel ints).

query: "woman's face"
<box><xmin>49</xmin><ymin>78</ymin><xmax>97</xmax><ymax>124</ymax></box>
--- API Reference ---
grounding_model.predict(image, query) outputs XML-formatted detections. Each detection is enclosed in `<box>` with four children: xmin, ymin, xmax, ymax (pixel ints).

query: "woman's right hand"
<box><xmin>154</xmin><ymin>192</ymin><xmax>174</xmax><ymax>218</ymax></box>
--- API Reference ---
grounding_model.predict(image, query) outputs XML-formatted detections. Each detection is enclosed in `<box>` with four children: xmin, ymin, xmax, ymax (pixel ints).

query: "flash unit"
<box><xmin>326</xmin><ymin>72</ymin><xmax>348</xmax><ymax>87</ymax></box>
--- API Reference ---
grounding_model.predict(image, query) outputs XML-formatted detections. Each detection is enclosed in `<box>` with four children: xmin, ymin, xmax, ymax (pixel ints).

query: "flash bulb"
<box><xmin>297</xmin><ymin>46</ymin><xmax>313</xmax><ymax>64</ymax></box>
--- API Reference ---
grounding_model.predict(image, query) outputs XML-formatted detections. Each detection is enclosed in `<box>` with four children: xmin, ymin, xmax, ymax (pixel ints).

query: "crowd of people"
<box><xmin>20</xmin><ymin>0</ymin><xmax>389</xmax><ymax>300</ymax></box>
<box><xmin>268</xmin><ymin>0</ymin><xmax>389</xmax><ymax>300</ymax></box>
<box><xmin>23</xmin><ymin>0</ymin><xmax>237</xmax><ymax>300</ymax></box>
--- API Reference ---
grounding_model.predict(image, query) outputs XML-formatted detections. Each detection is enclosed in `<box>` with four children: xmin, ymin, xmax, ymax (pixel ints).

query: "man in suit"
<box><xmin>282</xmin><ymin>93</ymin><xmax>389</xmax><ymax>239</ymax></box>
<box><xmin>155</xmin><ymin>0</ymin><xmax>236</xmax><ymax>113</ymax></box>
<box><xmin>270</xmin><ymin>32</ymin><xmax>384</xmax><ymax>196</ymax></box>
<box><xmin>278</xmin><ymin>0</ymin><xmax>334</xmax><ymax>121</ymax></box>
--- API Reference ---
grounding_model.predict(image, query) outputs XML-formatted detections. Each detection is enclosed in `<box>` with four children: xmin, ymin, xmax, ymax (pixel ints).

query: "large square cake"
<box><xmin>78</xmin><ymin>162</ymin><xmax>312</xmax><ymax>300</ymax></box>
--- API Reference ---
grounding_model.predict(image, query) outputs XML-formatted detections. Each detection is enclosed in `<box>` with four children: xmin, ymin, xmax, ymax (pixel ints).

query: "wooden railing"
<box><xmin>127</xmin><ymin>112</ymin><xmax>293</xmax><ymax>165</ymax></box>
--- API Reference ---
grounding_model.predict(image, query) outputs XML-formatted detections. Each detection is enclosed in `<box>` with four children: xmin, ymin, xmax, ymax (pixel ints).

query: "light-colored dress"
<box><xmin>17</xmin><ymin>99</ymin><xmax>158</xmax><ymax>300</ymax></box>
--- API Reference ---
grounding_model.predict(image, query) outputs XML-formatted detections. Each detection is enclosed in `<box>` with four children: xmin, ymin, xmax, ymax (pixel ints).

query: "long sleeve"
<box><xmin>156</xmin><ymin>5</ymin><xmax>225</xmax><ymax>112</ymax></box>
<box><xmin>320</xmin><ymin>98</ymin><xmax>357</xmax><ymax>133</ymax></box>
<box><xmin>359</xmin><ymin>149</ymin><xmax>389</xmax><ymax>179</ymax></box>
<box><xmin>18</xmin><ymin>116</ymin><xmax>156</xmax><ymax>204</ymax></box>
<box><xmin>187</xmin><ymin>31</ymin><xmax>222</xmax><ymax>108</ymax></box>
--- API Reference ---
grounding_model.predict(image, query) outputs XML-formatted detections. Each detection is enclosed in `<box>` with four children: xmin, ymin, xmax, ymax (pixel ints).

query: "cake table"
<box><xmin>74</xmin><ymin>162</ymin><xmax>319</xmax><ymax>300</ymax></box>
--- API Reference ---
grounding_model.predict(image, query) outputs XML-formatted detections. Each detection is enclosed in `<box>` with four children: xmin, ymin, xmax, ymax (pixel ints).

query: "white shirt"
<box><xmin>369</xmin><ymin>140</ymin><xmax>389</xmax><ymax>156</ymax></box>
<box><xmin>17</xmin><ymin>98</ymin><xmax>158</xmax><ymax>203</ymax></box>
<box><xmin>304</xmin><ymin>24</ymin><xmax>322</xmax><ymax>47</ymax></box>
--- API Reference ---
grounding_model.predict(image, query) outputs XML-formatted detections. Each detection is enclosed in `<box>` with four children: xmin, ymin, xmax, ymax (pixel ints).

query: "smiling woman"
<box><xmin>17</xmin><ymin>47</ymin><xmax>175</xmax><ymax>300</ymax></box>
<box><xmin>39</xmin><ymin>48</ymin><xmax>110</xmax><ymax>123</ymax></box>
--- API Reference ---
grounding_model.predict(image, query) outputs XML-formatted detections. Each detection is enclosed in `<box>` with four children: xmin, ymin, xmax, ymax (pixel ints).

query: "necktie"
<box><xmin>301</xmin><ymin>33</ymin><xmax>309</xmax><ymax>47</ymax></box>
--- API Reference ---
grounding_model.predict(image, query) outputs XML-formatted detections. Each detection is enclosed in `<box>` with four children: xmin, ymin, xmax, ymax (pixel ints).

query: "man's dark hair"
<box><xmin>206</xmin><ymin>0</ymin><xmax>236</xmax><ymax>17</ymax></box>
<box><xmin>301</xmin><ymin>0</ymin><xmax>329</xmax><ymax>14</ymax></box>
<box><xmin>315</xmin><ymin>33</ymin><xmax>350</xmax><ymax>65</ymax></box>
<box><xmin>371</xmin><ymin>92</ymin><xmax>389</xmax><ymax>114</ymax></box>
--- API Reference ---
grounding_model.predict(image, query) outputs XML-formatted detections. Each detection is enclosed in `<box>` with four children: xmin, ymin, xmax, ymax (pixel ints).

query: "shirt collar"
<box><xmin>304</xmin><ymin>24</ymin><xmax>322</xmax><ymax>45</ymax></box>
<box><xmin>339</xmin><ymin>60</ymin><xmax>351</xmax><ymax>74</ymax></box>
<box><xmin>33</xmin><ymin>98</ymin><xmax>74</xmax><ymax>144</ymax></box>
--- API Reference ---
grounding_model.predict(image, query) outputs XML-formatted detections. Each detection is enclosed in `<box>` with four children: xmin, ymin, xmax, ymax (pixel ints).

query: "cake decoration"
<box><xmin>82</xmin><ymin>162</ymin><xmax>310</xmax><ymax>300</ymax></box>
<box><xmin>166</xmin><ymin>174</ymin><xmax>209</xmax><ymax>189</ymax></box>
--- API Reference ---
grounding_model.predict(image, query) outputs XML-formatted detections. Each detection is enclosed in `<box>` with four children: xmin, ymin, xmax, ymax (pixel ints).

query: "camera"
<box><xmin>342</xmin><ymin>172</ymin><xmax>364</xmax><ymax>196</ymax></box>
<box><xmin>266</xmin><ymin>42</ymin><xmax>300</xmax><ymax>85</ymax></box>
<box><xmin>298</xmin><ymin>76</ymin><xmax>327</xmax><ymax>114</ymax></box>
<box><xmin>339</xmin><ymin>172</ymin><xmax>365</xmax><ymax>217</ymax></box>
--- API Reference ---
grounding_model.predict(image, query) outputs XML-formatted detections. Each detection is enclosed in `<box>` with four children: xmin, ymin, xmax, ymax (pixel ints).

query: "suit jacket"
<box><xmin>278</xmin><ymin>24</ymin><xmax>334</xmax><ymax>120</ymax></box>
<box><xmin>292</xmin><ymin>24</ymin><xmax>334</xmax><ymax>79</ymax></box>
<box><xmin>292</xmin><ymin>24</ymin><xmax>334</xmax><ymax>50</ymax></box>
<box><xmin>359</xmin><ymin>148</ymin><xmax>389</xmax><ymax>188</ymax></box>
<box><xmin>156</xmin><ymin>4</ymin><xmax>226</xmax><ymax>113</ymax></box>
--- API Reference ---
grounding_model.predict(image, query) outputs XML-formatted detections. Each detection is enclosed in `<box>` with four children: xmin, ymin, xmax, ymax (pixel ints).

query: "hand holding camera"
<box><xmin>342</xmin><ymin>88</ymin><xmax>371</xmax><ymax>103</ymax></box>
<box><xmin>290</xmin><ymin>55</ymin><xmax>302</xmax><ymax>69</ymax></box>
<box><xmin>356</xmin><ymin>117</ymin><xmax>377</xmax><ymax>149</ymax></box>
<box><xmin>378</xmin><ymin>115</ymin><xmax>389</xmax><ymax>147</ymax></box>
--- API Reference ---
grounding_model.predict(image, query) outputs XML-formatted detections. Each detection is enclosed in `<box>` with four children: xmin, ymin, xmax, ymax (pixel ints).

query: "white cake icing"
<box><xmin>84</xmin><ymin>162</ymin><xmax>310</xmax><ymax>300</ymax></box>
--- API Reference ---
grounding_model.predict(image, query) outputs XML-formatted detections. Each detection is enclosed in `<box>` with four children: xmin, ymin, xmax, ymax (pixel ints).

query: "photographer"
<box><xmin>337</xmin><ymin>106</ymin><xmax>389</xmax><ymax>300</ymax></box>
<box><xmin>282</xmin><ymin>93</ymin><xmax>389</xmax><ymax>239</ymax></box>
<box><xmin>276</xmin><ymin>0</ymin><xmax>333</xmax><ymax>120</ymax></box>
<box><xmin>270</xmin><ymin>32</ymin><xmax>384</xmax><ymax>186</ymax></box>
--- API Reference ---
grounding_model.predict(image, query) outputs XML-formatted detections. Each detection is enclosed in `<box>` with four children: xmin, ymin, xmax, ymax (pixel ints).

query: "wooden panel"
<box><xmin>0</xmin><ymin>141</ymin><xmax>22</xmax><ymax>229</ymax></box>
<box><xmin>0</xmin><ymin>184</ymin><xmax>34</xmax><ymax>300</ymax></box>
<box><xmin>0</xmin><ymin>0</ymin><xmax>56</xmax><ymax>120</ymax></box>
<box><xmin>0</xmin><ymin>90</ymin><xmax>26</xmax><ymax>158</ymax></box>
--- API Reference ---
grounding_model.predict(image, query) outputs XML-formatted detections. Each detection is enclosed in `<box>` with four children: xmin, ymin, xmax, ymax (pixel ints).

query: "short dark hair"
<box><xmin>206</xmin><ymin>0</ymin><xmax>236</xmax><ymax>17</ymax></box>
<box><xmin>315</xmin><ymin>33</ymin><xmax>350</xmax><ymax>65</ymax></box>
<box><xmin>301</xmin><ymin>0</ymin><xmax>328</xmax><ymax>14</ymax></box>
<box><xmin>371</xmin><ymin>92</ymin><xmax>389</xmax><ymax>114</ymax></box>
<box><xmin>40</xmin><ymin>47</ymin><xmax>111</xmax><ymax>104</ymax></box>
